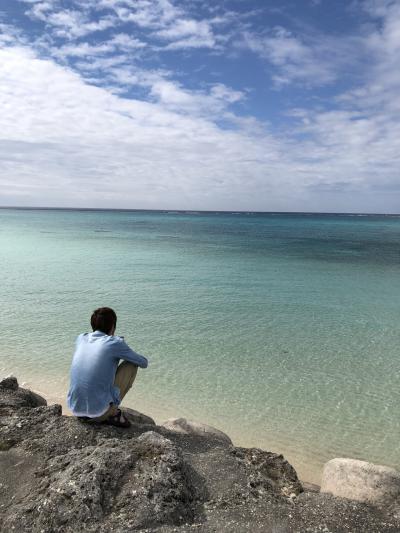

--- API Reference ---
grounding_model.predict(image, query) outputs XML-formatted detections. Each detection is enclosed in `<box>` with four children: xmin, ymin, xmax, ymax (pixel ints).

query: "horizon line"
<box><xmin>0</xmin><ymin>205</ymin><xmax>399</xmax><ymax>217</ymax></box>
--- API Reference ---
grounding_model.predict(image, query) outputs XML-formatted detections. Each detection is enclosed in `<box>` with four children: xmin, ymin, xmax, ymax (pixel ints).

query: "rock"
<box><xmin>137</xmin><ymin>430</ymin><xmax>171</xmax><ymax>447</ymax></box>
<box><xmin>1</xmin><ymin>378</ymin><xmax>400</xmax><ymax>532</ymax></box>
<box><xmin>162</xmin><ymin>417</ymin><xmax>232</xmax><ymax>445</ymax></box>
<box><xmin>2</xmin><ymin>434</ymin><xmax>196</xmax><ymax>532</ymax></box>
<box><xmin>0</xmin><ymin>376</ymin><xmax>18</xmax><ymax>390</ymax></box>
<box><xmin>23</xmin><ymin>389</ymin><xmax>47</xmax><ymax>407</ymax></box>
<box><xmin>0</xmin><ymin>377</ymin><xmax>47</xmax><ymax>412</ymax></box>
<box><xmin>123</xmin><ymin>407</ymin><xmax>156</xmax><ymax>425</ymax></box>
<box><xmin>231</xmin><ymin>447</ymin><xmax>303</xmax><ymax>498</ymax></box>
<box><xmin>321</xmin><ymin>458</ymin><xmax>400</xmax><ymax>509</ymax></box>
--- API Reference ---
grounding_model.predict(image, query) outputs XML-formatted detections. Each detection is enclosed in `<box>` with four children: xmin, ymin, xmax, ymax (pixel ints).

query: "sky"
<box><xmin>0</xmin><ymin>0</ymin><xmax>399</xmax><ymax>212</ymax></box>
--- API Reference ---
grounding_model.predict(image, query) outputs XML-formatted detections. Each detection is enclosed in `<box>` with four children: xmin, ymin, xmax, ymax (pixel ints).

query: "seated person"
<box><xmin>67</xmin><ymin>307</ymin><xmax>148</xmax><ymax>428</ymax></box>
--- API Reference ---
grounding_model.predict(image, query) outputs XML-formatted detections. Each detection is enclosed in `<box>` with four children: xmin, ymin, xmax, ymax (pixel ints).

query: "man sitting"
<box><xmin>67</xmin><ymin>307</ymin><xmax>148</xmax><ymax>428</ymax></box>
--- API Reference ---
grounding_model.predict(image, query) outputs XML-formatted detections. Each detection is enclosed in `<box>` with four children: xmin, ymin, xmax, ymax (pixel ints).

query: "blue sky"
<box><xmin>0</xmin><ymin>0</ymin><xmax>399</xmax><ymax>212</ymax></box>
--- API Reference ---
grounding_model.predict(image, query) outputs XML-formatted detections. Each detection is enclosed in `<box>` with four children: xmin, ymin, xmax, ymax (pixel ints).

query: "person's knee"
<box><xmin>118</xmin><ymin>361</ymin><xmax>138</xmax><ymax>388</ymax></box>
<box><xmin>119</xmin><ymin>361</ymin><xmax>138</xmax><ymax>377</ymax></box>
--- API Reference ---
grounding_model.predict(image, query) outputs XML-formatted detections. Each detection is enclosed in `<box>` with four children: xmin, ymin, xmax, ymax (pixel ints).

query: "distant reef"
<box><xmin>0</xmin><ymin>376</ymin><xmax>399</xmax><ymax>532</ymax></box>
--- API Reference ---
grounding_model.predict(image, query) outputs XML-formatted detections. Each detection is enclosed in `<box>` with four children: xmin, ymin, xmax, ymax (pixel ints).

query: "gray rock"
<box><xmin>0</xmin><ymin>376</ymin><xmax>47</xmax><ymax>412</ymax></box>
<box><xmin>3</xmin><ymin>436</ymin><xmax>196</xmax><ymax>532</ymax></box>
<box><xmin>321</xmin><ymin>458</ymin><xmax>400</xmax><ymax>510</ymax></box>
<box><xmin>231</xmin><ymin>447</ymin><xmax>303</xmax><ymax>499</ymax></box>
<box><xmin>123</xmin><ymin>406</ymin><xmax>156</xmax><ymax>425</ymax></box>
<box><xmin>0</xmin><ymin>376</ymin><xmax>19</xmax><ymax>390</ymax></box>
<box><xmin>137</xmin><ymin>430</ymin><xmax>172</xmax><ymax>447</ymax></box>
<box><xmin>1</xmin><ymin>378</ymin><xmax>400</xmax><ymax>533</ymax></box>
<box><xmin>162</xmin><ymin>417</ymin><xmax>232</xmax><ymax>445</ymax></box>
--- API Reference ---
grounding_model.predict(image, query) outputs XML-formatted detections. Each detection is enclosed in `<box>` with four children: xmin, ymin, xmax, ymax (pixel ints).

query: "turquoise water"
<box><xmin>1</xmin><ymin>208</ymin><xmax>399</xmax><ymax>483</ymax></box>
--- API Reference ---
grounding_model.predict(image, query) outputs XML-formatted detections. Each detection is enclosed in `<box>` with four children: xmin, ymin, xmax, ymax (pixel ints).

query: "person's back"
<box><xmin>67</xmin><ymin>307</ymin><xmax>148</xmax><ymax>427</ymax></box>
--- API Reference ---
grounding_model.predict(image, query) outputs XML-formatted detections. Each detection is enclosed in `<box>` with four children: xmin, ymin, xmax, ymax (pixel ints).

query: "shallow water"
<box><xmin>1</xmin><ymin>208</ymin><xmax>399</xmax><ymax>483</ymax></box>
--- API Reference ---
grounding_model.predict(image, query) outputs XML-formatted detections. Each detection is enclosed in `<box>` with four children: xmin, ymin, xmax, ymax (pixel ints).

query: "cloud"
<box><xmin>341</xmin><ymin>0</ymin><xmax>400</xmax><ymax>113</ymax></box>
<box><xmin>361</xmin><ymin>0</ymin><xmax>399</xmax><ymax>17</ymax></box>
<box><xmin>0</xmin><ymin>23</ymin><xmax>27</xmax><ymax>46</ymax></box>
<box><xmin>241</xmin><ymin>26</ymin><xmax>362</xmax><ymax>87</ymax></box>
<box><xmin>53</xmin><ymin>42</ymin><xmax>115</xmax><ymax>58</ymax></box>
<box><xmin>24</xmin><ymin>1</ymin><xmax>117</xmax><ymax>39</ymax></box>
<box><xmin>162</xmin><ymin>35</ymin><xmax>216</xmax><ymax>50</ymax></box>
<box><xmin>1</xmin><ymin>35</ymin><xmax>399</xmax><ymax>213</ymax></box>
<box><xmin>153</xmin><ymin>18</ymin><xmax>216</xmax><ymax>49</ymax></box>
<box><xmin>19</xmin><ymin>0</ymin><xmax>225</xmax><ymax>53</ymax></box>
<box><xmin>53</xmin><ymin>34</ymin><xmax>146</xmax><ymax>60</ymax></box>
<box><xmin>108</xmin><ymin>0</ymin><xmax>182</xmax><ymax>30</ymax></box>
<box><xmin>110</xmin><ymin>33</ymin><xmax>147</xmax><ymax>50</ymax></box>
<box><xmin>148</xmin><ymin>79</ymin><xmax>245</xmax><ymax>115</ymax></box>
<box><xmin>2</xmin><ymin>1</ymin><xmax>400</xmax><ymax>212</ymax></box>
<box><xmin>0</xmin><ymin>45</ymin><xmax>288</xmax><ymax>210</ymax></box>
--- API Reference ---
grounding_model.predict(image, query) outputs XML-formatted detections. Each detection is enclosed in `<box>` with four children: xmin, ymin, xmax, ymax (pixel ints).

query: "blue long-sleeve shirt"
<box><xmin>67</xmin><ymin>330</ymin><xmax>148</xmax><ymax>418</ymax></box>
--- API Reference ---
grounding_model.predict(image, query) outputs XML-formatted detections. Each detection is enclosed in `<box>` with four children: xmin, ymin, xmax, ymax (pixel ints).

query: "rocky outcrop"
<box><xmin>0</xmin><ymin>377</ymin><xmax>399</xmax><ymax>532</ymax></box>
<box><xmin>123</xmin><ymin>407</ymin><xmax>156</xmax><ymax>426</ymax></box>
<box><xmin>321</xmin><ymin>458</ymin><xmax>400</xmax><ymax>515</ymax></box>
<box><xmin>0</xmin><ymin>376</ymin><xmax>47</xmax><ymax>410</ymax></box>
<box><xmin>161</xmin><ymin>417</ymin><xmax>232</xmax><ymax>445</ymax></box>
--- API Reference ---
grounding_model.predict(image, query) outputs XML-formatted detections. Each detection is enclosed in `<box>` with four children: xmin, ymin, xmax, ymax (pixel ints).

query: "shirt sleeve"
<box><xmin>114</xmin><ymin>338</ymin><xmax>148</xmax><ymax>368</ymax></box>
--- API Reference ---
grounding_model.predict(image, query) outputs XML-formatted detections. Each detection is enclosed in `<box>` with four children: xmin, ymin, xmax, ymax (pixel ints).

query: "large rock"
<box><xmin>162</xmin><ymin>417</ymin><xmax>232</xmax><ymax>445</ymax></box>
<box><xmin>2</xmin><ymin>432</ymin><xmax>196</xmax><ymax>532</ymax></box>
<box><xmin>0</xmin><ymin>376</ymin><xmax>47</xmax><ymax>412</ymax></box>
<box><xmin>0</xmin><ymin>376</ymin><xmax>19</xmax><ymax>391</ymax></box>
<box><xmin>321</xmin><ymin>458</ymin><xmax>400</xmax><ymax>510</ymax></box>
<box><xmin>1</xmin><ymin>378</ymin><xmax>400</xmax><ymax>532</ymax></box>
<box><xmin>123</xmin><ymin>406</ymin><xmax>156</xmax><ymax>426</ymax></box>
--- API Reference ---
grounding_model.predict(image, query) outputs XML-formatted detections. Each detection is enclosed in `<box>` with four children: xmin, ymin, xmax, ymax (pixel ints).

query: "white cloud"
<box><xmin>2</xmin><ymin>1</ymin><xmax>400</xmax><ymax>212</ymax></box>
<box><xmin>111</xmin><ymin>0</ymin><xmax>181</xmax><ymax>30</ymax></box>
<box><xmin>21</xmin><ymin>0</ymin><xmax>223</xmax><ymax>51</ymax></box>
<box><xmin>0</xmin><ymin>45</ymin><xmax>289</xmax><ymax>210</ymax></box>
<box><xmin>53</xmin><ymin>42</ymin><xmax>115</xmax><ymax>58</ymax></box>
<box><xmin>155</xmin><ymin>18</ymin><xmax>212</xmax><ymax>40</ymax></box>
<box><xmin>53</xmin><ymin>34</ymin><xmax>146</xmax><ymax>59</ymax></box>
<box><xmin>210</xmin><ymin>84</ymin><xmax>244</xmax><ymax>104</ymax></box>
<box><xmin>148</xmin><ymin>79</ymin><xmax>245</xmax><ymax>115</ymax></box>
<box><xmin>25</xmin><ymin>2</ymin><xmax>117</xmax><ymax>38</ymax></box>
<box><xmin>338</xmin><ymin>1</ymin><xmax>400</xmax><ymax>116</ymax></box>
<box><xmin>0</xmin><ymin>23</ymin><xmax>26</xmax><ymax>46</ymax></box>
<box><xmin>25</xmin><ymin>1</ymin><xmax>55</xmax><ymax>22</ymax></box>
<box><xmin>110</xmin><ymin>33</ymin><xmax>147</xmax><ymax>50</ymax></box>
<box><xmin>241</xmin><ymin>25</ymin><xmax>362</xmax><ymax>87</ymax></box>
<box><xmin>362</xmin><ymin>0</ymin><xmax>398</xmax><ymax>18</ymax></box>
<box><xmin>1</xmin><ymin>38</ymin><xmax>400</xmax><ymax>213</ymax></box>
<box><xmin>162</xmin><ymin>34</ymin><xmax>216</xmax><ymax>50</ymax></box>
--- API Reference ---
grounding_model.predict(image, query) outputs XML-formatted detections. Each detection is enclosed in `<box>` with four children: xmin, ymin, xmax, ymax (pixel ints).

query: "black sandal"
<box><xmin>102</xmin><ymin>409</ymin><xmax>131</xmax><ymax>428</ymax></box>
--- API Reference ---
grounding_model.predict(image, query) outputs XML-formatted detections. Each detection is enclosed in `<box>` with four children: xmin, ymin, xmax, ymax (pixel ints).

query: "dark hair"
<box><xmin>91</xmin><ymin>307</ymin><xmax>117</xmax><ymax>335</ymax></box>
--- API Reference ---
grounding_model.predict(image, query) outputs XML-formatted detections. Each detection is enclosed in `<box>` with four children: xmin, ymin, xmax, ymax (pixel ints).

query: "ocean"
<box><xmin>1</xmin><ymin>208</ymin><xmax>399</xmax><ymax>483</ymax></box>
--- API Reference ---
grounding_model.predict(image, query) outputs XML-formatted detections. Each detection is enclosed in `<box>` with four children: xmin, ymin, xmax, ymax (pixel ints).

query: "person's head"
<box><xmin>91</xmin><ymin>307</ymin><xmax>117</xmax><ymax>335</ymax></box>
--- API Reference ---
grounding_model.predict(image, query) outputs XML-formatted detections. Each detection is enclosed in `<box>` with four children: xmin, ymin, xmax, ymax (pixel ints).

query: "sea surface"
<box><xmin>1</xmin><ymin>208</ymin><xmax>399</xmax><ymax>483</ymax></box>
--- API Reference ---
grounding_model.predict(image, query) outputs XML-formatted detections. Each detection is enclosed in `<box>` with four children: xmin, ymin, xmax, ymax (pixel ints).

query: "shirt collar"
<box><xmin>91</xmin><ymin>330</ymin><xmax>107</xmax><ymax>337</ymax></box>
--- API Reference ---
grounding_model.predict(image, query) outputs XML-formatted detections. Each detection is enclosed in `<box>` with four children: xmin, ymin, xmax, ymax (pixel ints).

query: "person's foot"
<box><xmin>102</xmin><ymin>409</ymin><xmax>131</xmax><ymax>428</ymax></box>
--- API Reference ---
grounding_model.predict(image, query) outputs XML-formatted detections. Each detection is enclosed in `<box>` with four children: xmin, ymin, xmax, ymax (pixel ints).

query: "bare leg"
<box><xmin>114</xmin><ymin>361</ymin><xmax>138</xmax><ymax>401</ymax></box>
<box><xmin>93</xmin><ymin>362</ymin><xmax>138</xmax><ymax>422</ymax></box>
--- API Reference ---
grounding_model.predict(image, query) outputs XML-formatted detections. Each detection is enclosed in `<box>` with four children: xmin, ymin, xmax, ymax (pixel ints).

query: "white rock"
<box><xmin>161</xmin><ymin>418</ymin><xmax>232</xmax><ymax>445</ymax></box>
<box><xmin>321</xmin><ymin>458</ymin><xmax>400</xmax><ymax>508</ymax></box>
<box><xmin>137</xmin><ymin>431</ymin><xmax>172</xmax><ymax>448</ymax></box>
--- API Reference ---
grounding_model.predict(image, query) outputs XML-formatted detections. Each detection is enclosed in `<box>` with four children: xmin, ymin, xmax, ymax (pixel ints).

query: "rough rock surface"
<box><xmin>321</xmin><ymin>458</ymin><xmax>400</xmax><ymax>513</ymax></box>
<box><xmin>123</xmin><ymin>407</ymin><xmax>156</xmax><ymax>426</ymax></box>
<box><xmin>0</xmin><ymin>377</ymin><xmax>399</xmax><ymax>532</ymax></box>
<box><xmin>161</xmin><ymin>417</ymin><xmax>232</xmax><ymax>445</ymax></box>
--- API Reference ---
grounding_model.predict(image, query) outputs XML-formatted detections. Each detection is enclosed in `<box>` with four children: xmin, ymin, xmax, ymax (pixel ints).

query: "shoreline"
<box><xmin>3</xmin><ymin>375</ymin><xmax>399</xmax><ymax>532</ymax></box>
<box><xmin>14</xmin><ymin>376</ymin><xmax>327</xmax><ymax>485</ymax></box>
<box><xmin>6</xmin><ymin>370</ymin><xmax>398</xmax><ymax>487</ymax></box>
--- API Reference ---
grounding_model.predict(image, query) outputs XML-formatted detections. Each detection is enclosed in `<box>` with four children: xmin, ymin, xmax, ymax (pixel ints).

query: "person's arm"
<box><xmin>115</xmin><ymin>337</ymin><xmax>148</xmax><ymax>368</ymax></box>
